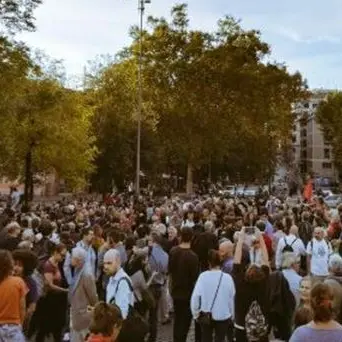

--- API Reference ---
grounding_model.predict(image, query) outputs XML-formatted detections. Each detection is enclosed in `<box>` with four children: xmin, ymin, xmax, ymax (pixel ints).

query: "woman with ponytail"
<box><xmin>290</xmin><ymin>283</ymin><xmax>342</xmax><ymax>341</ymax></box>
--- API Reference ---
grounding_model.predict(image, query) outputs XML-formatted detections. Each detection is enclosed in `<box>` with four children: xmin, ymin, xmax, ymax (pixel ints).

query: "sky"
<box><xmin>19</xmin><ymin>0</ymin><xmax>342</xmax><ymax>89</ymax></box>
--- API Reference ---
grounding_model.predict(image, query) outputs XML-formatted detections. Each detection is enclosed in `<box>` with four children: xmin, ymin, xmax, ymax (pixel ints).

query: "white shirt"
<box><xmin>191</xmin><ymin>270</ymin><xmax>235</xmax><ymax>321</ymax></box>
<box><xmin>307</xmin><ymin>238</ymin><xmax>332</xmax><ymax>276</ymax></box>
<box><xmin>275</xmin><ymin>234</ymin><xmax>306</xmax><ymax>269</ymax></box>
<box><xmin>106</xmin><ymin>268</ymin><xmax>134</xmax><ymax>319</ymax></box>
<box><xmin>282</xmin><ymin>268</ymin><xmax>302</xmax><ymax>307</ymax></box>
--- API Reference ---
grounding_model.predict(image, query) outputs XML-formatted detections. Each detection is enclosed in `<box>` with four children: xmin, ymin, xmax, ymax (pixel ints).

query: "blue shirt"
<box><xmin>149</xmin><ymin>245</ymin><xmax>169</xmax><ymax>286</ymax></box>
<box><xmin>264</xmin><ymin>220</ymin><xmax>274</xmax><ymax>237</ymax></box>
<box><xmin>106</xmin><ymin>268</ymin><xmax>134</xmax><ymax>319</ymax></box>
<box><xmin>222</xmin><ymin>257</ymin><xmax>234</xmax><ymax>275</ymax></box>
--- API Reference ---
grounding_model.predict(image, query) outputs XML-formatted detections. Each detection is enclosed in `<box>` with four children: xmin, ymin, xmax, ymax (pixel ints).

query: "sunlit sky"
<box><xmin>19</xmin><ymin>0</ymin><xmax>342</xmax><ymax>89</ymax></box>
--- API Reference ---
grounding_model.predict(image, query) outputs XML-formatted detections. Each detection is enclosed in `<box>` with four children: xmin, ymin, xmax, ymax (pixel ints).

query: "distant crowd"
<box><xmin>1</xmin><ymin>191</ymin><xmax>342</xmax><ymax>342</ymax></box>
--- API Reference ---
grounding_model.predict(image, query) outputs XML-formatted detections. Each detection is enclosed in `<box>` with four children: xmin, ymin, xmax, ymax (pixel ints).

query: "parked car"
<box><xmin>244</xmin><ymin>185</ymin><xmax>260</xmax><ymax>197</ymax></box>
<box><xmin>218</xmin><ymin>185</ymin><xmax>236</xmax><ymax>197</ymax></box>
<box><xmin>236</xmin><ymin>185</ymin><xmax>245</xmax><ymax>197</ymax></box>
<box><xmin>324</xmin><ymin>194</ymin><xmax>342</xmax><ymax>208</ymax></box>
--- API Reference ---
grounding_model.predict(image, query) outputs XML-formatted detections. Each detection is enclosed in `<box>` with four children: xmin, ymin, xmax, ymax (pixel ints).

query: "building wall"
<box><xmin>292</xmin><ymin>90</ymin><xmax>337</xmax><ymax>181</ymax></box>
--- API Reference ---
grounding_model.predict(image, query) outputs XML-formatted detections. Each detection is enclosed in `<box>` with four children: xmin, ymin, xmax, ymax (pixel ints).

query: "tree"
<box><xmin>130</xmin><ymin>4</ymin><xmax>306</xmax><ymax>192</ymax></box>
<box><xmin>316</xmin><ymin>92</ymin><xmax>342</xmax><ymax>178</ymax></box>
<box><xmin>0</xmin><ymin>0</ymin><xmax>42</xmax><ymax>34</ymax></box>
<box><xmin>0</xmin><ymin>76</ymin><xmax>96</xmax><ymax>203</ymax></box>
<box><xmin>86</xmin><ymin>58</ymin><xmax>160</xmax><ymax>193</ymax></box>
<box><xmin>88</xmin><ymin>4</ymin><xmax>306</xmax><ymax>194</ymax></box>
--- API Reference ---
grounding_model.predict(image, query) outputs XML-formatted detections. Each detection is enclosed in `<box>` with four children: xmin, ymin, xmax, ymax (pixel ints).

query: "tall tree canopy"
<box><xmin>316</xmin><ymin>92</ymin><xmax>342</xmax><ymax>177</ymax></box>
<box><xmin>0</xmin><ymin>0</ymin><xmax>96</xmax><ymax>196</ymax></box>
<box><xmin>90</xmin><ymin>4</ymin><xmax>307</xmax><ymax>193</ymax></box>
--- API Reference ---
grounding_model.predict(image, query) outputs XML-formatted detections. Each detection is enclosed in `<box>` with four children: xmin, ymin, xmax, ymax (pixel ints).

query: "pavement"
<box><xmin>157</xmin><ymin>320</ymin><xmax>195</xmax><ymax>342</ymax></box>
<box><xmin>35</xmin><ymin>319</ymin><xmax>195</xmax><ymax>342</ymax></box>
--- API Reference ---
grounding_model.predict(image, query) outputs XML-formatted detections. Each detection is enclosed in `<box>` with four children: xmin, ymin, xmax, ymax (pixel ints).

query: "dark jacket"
<box><xmin>191</xmin><ymin>232</ymin><xmax>218</xmax><ymax>271</ymax></box>
<box><xmin>269</xmin><ymin>271</ymin><xmax>296</xmax><ymax>340</ymax></box>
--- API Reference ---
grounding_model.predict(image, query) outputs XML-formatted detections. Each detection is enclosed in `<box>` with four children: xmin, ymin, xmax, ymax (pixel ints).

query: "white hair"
<box><xmin>281</xmin><ymin>252</ymin><xmax>300</xmax><ymax>269</ymax></box>
<box><xmin>5</xmin><ymin>221</ymin><xmax>21</xmax><ymax>232</ymax></box>
<box><xmin>204</xmin><ymin>220</ymin><xmax>214</xmax><ymax>233</ymax></box>
<box><xmin>72</xmin><ymin>247</ymin><xmax>87</xmax><ymax>263</ymax></box>
<box><xmin>22</xmin><ymin>229</ymin><xmax>35</xmax><ymax>241</ymax></box>
<box><xmin>329</xmin><ymin>253</ymin><xmax>342</xmax><ymax>274</ymax></box>
<box><xmin>104</xmin><ymin>248</ymin><xmax>121</xmax><ymax>263</ymax></box>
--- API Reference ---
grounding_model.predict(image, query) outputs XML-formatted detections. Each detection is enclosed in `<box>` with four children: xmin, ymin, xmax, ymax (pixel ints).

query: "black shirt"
<box><xmin>0</xmin><ymin>235</ymin><xmax>20</xmax><ymax>251</ymax></box>
<box><xmin>168</xmin><ymin>246</ymin><xmax>199</xmax><ymax>300</ymax></box>
<box><xmin>232</xmin><ymin>263</ymin><xmax>270</xmax><ymax>327</ymax></box>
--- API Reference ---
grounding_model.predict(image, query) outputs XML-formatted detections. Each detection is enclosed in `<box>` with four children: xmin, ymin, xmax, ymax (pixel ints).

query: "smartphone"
<box><xmin>245</xmin><ymin>226</ymin><xmax>255</xmax><ymax>235</ymax></box>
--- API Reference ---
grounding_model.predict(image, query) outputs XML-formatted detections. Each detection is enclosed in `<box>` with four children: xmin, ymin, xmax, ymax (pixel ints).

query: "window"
<box><xmin>292</xmin><ymin>135</ymin><xmax>296</xmax><ymax>143</ymax></box>
<box><xmin>303</xmin><ymin>102</ymin><xmax>309</xmax><ymax>108</ymax></box>
<box><xmin>322</xmin><ymin>163</ymin><xmax>332</xmax><ymax>169</ymax></box>
<box><xmin>324</xmin><ymin>148</ymin><xmax>330</xmax><ymax>159</ymax></box>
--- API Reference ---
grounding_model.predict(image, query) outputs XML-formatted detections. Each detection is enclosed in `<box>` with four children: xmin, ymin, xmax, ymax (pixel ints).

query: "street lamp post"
<box><xmin>136</xmin><ymin>0</ymin><xmax>150</xmax><ymax>195</ymax></box>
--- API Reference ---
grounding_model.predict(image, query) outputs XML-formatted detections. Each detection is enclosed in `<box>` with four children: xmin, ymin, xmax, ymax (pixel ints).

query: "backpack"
<box><xmin>245</xmin><ymin>300</ymin><xmax>268</xmax><ymax>341</ymax></box>
<box><xmin>110</xmin><ymin>277</ymin><xmax>149</xmax><ymax>340</ymax></box>
<box><xmin>282</xmin><ymin>237</ymin><xmax>297</xmax><ymax>253</ymax></box>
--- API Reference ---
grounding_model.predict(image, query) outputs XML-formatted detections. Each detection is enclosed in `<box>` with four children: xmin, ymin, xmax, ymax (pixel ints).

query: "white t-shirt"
<box><xmin>306</xmin><ymin>238</ymin><xmax>332</xmax><ymax>276</ymax></box>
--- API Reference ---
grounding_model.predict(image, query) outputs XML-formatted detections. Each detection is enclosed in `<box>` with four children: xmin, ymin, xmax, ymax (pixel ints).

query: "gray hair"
<box><xmin>281</xmin><ymin>252</ymin><xmax>300</xmax><ymax>269</ymax></box>
<box><xmin>71</xmin><ymin>247</ymin><xmax>87</xmax><ymax>263</ymax></box>
<box><xmin>329</xmin><ymin>253</ymin><xmax>342</xmax><ymax>274</ymax></box>
<box><xmin>5</xmin><ymin>221</ymin><xmax>21</xmax><ymax>233</ymax></box>
<box><xmin>104</xmin><ymin>248</ymin><xmax>121</xmax><ymax>263</ymax></box>
<box><xmin>22</xmin><ymin>229</ymin><xmax>35</xmax><ymax>241</ymax></box>
<box><xmin>204</xmin><ymin>220</ymin><xmax>214</xmax><ymax>233</ymax></box>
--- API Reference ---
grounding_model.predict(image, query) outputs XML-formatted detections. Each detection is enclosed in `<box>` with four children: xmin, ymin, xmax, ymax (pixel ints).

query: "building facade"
<box><xmin>292</xmin><ymin>90</ymin><xmax>338</xmax><ymax>182</ymax></box>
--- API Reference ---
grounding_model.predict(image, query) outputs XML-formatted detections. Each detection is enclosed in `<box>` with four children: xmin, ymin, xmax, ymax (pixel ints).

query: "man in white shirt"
<box><xmin>191</xmin><ymin>250</ymin><xmax>235</xmax><ymax>342</ymax></box>
<box><xmin>103</xmin><ymin>249</ymin><xmax>134</xmax><ymax>319</ymax></box>
<box><xmin>275</xmin><ymin>225</ymin><xmax>306</xmax><ymax>270</ymax></box>
<box><xmin>307</xmin><ymin>227</ymin><xmax>332</xmax><ymax>284</ymax></box>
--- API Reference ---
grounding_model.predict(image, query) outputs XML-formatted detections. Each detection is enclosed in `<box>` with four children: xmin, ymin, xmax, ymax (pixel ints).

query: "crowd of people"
<box><xmin>1</xmin><ymin>191</ymin><xmax>342</xmax><ymax>342</ymax></box>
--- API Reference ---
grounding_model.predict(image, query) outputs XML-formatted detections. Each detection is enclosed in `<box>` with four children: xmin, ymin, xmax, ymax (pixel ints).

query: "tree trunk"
<box><xmin>186</xmin><ymin>162</ymin><xmax>193</xmax><ymax>194</ymax></box>
<box><xmin>24</xmin><ymin>150</ymin><xmax>32</xmax><ymax>207</ymax></box>
<box><xmin>29</xmin><ymin>173</ymin><xmax>34</xmax><ymax>201</ymax></box>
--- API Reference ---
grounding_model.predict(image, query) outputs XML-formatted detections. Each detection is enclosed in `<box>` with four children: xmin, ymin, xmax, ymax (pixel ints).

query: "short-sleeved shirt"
<box><xmin>44</xmin><ymin>260</ymin><xmax>62</xmax><ymax>286</ymax></box>
<box><xmin>0</xmin><ymin>276</ymin><xmax>28</xmax><ymax>325</ymax></box>
<box><xmin>290</xmin><ymin>326</ymin><xmax>342</xmax><ymax>342</ymax></box>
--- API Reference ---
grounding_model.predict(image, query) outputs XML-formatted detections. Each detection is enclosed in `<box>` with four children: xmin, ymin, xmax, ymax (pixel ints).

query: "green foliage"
<box><xmin>89</xmin><ymin>3</ymin><xmax>307</xmax><ymax>192</ymax></box>
<box><xmin>0</xmin><ymin>77</ymin><xmax>96</xmax><ymax>189</ymax></box>
<box><xmin>316</xmin><ymin>92</ymin><xmax>342</xmax><ymax>175</ymax></box>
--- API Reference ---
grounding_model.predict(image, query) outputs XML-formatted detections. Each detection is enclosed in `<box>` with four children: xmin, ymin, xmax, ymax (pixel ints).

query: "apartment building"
<box><xmin>292</xmin><ymin>90</ymin><xmax>338</xmax><ymax>182</ymax></box>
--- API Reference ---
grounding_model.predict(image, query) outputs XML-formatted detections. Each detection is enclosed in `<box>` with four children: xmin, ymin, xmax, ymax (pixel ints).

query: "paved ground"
<box><xmin>35</xmin><ymin>319</ymin><xmax>195</xmax><ymax>342</ymax></box>
<box><xmin>157</xmin><ymin>320</ymin><xmax>195</xmax><ymax>342</ymax></box>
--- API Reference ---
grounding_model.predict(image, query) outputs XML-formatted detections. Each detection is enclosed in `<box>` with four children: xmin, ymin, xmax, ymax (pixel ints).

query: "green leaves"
<box><xmin>90</xmin><ymin>3</ymin><xmax>307</xmax><ymax>191</ymax></box>
<box><xmin>316</xmin><ymin>92</ymin><xmax>342</xmax><ymax>174</ymax></box>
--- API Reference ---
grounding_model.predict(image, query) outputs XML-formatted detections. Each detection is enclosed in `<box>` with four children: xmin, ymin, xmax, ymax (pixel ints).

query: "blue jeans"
<box><xmin>0</xmin><ymin>324</ymin><xmax>25</xmax><ymax>342</ymax></box>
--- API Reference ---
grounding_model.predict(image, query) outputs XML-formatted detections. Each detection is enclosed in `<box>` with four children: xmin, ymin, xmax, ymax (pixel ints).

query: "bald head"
<box><xmin>219</xmin><ymin>240</ymin><xmax>234</xmax><ymax>260</ymax></box>
<box><xmin>290</xmin><ymin>225</ymin><xmax>299</xmax><ymax>236</ymax></box>
<box><xmin>103</xmin><ymin>249</ymin><xmax>121</xmax><ymax>276</ymax></box>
